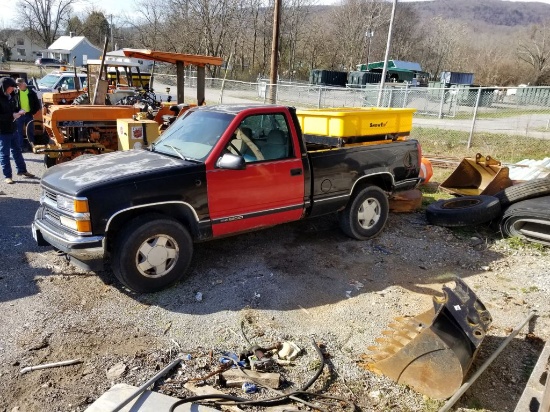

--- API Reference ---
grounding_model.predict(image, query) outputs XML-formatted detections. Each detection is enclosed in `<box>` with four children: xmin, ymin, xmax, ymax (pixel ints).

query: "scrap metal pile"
<box><xmin>426</xmin><ymin>154</ymin><xmax>550</xmax><ymax>246</ymax></box>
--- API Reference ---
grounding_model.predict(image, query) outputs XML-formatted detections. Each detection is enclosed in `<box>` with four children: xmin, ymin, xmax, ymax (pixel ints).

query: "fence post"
<box><xmin>403</xmin><ymin>83</ymin><xmax>409</xmax><ymax>108</ymax></box>
<box><xmin>467</xmin><ymin>87</ymin><xmax>483</xmax><ymax>149</ymax></box>
<box><xmin>438</xmin><ymin>87</ymin><xmax>445</xmax><ymax>119</ymax></box>
<box><xmin>317</xmin><ymin>86</ymin><xmax>322</xmax><ymax>108</ymax></box>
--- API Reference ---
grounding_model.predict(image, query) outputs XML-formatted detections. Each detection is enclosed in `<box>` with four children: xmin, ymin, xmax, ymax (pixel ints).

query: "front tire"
<box><xmin>339</xmin><ymin>186</ymin><xmax>389</xmax><ymax>240</ymax></box>
<box><xmin>111</xmin><ymin>214</ymin><xmax>193</xmax><ymax>293</ymax></box>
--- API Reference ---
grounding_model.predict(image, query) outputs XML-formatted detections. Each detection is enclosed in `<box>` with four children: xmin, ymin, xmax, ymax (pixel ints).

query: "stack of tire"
<box><xmin>426</xmin><ymin>178</ymin><xmax>550</xmax><ymax>246</ymax></box>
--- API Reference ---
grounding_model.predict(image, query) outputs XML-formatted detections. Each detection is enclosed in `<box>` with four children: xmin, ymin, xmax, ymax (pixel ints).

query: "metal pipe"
<box><xmin>110</xmin><ymin>357</ymin><xmax>182</xmax><ymax>412</ymax></box>
<box><xmin>377</xmin><ymin>0</ymin><xmax>397</xmax><ymax>107</ymax></box>
<box><xmin>467</xmin><ymin>87</ymin><xmax>483</xmax><ymax>148</ymax></box>
<box><xmin>439</xmin><ymin>312</ymin><xmax>536</xmax><ymax>412</ymax></box>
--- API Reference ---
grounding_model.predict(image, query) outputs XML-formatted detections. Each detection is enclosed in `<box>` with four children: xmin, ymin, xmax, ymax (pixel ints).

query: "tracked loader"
<box><xmin>362</xmin><ymin>277</ymin><xmax>492</xmax><ymax>400</ymax></box>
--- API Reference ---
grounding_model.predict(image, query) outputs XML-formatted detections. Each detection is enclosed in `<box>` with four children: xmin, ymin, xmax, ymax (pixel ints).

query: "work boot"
<box><xmin>17</xmin><ymin>172</ymin><xmax>35</xmax><ymax>178</ymax></box>
<box><xmin>4</xmin><ymin>178</ymin><xmax>14</xmax><ymax>184</ymax></box>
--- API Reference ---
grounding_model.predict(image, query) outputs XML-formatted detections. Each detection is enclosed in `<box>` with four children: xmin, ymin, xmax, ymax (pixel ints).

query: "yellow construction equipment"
<box><xmin>440</xmin><ymin>153</ymin><xmax>513</xmax><ymax>196</ymax></box>
<box><xmin>362</xmin><ymin>277</ymin><xmax>492</xmax><ymax>400</ymax></box>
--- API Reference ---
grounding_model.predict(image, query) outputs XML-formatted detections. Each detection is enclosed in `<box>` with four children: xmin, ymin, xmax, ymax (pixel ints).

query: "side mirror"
<box><xmin>216</xmin><ymin>153</ymin><xmax>245</xmax><ymax>170</ymax></box>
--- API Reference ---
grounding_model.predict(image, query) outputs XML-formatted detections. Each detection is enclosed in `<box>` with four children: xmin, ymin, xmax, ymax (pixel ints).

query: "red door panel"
<box><xmin>207</xmin><ymin>158</ymin><xmax>305</xmax><ymax>236</ymax></box>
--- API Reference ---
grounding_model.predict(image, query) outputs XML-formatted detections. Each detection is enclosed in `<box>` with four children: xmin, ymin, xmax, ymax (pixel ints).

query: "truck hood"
<box><xmin>41</xmin><ymin>150</ymin><xmax>195</xmax><ymax>196</ymax></box>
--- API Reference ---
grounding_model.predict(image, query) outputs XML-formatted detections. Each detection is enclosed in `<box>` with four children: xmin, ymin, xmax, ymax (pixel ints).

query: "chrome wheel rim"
<box><xmin>136</xmin><ymin>234</ymin><xmax>179</xmax><ymax>278</ymax></box>
<box><xmin>357</xmin><ymin>197</ymin><xmax>381</xmax><ymax>229</ymax></box>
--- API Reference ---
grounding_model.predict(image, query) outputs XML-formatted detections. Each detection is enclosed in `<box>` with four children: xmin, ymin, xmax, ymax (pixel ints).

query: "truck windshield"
<box><xmin>38</xmin><ymin>74</ymin><xmax>62</xmax><ymax>88</ymax></box>
<box><xmin>153</xmin><ymin>110</ymin><xmax>234</xmax><ymax>161</ymax></box>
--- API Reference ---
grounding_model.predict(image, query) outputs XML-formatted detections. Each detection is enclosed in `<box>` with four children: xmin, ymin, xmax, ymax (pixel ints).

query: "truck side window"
<box><xmin>228</xmin><ymin>114</ymin><xmax>291</xmax><ymax>162</ymax></box>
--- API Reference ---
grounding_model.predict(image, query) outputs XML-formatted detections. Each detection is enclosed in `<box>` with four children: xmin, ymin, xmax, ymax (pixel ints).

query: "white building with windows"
<box><xmin>0</xmin><ymin>29</ymin><xmax>45</xmax><ymax>62</ymax></box>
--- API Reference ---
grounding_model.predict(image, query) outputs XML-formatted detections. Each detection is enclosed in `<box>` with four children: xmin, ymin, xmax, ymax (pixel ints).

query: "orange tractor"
<box><xmin>34</xmin><ymin>50</ymin><xmax>222</xmax><ymax>167</ymax></box>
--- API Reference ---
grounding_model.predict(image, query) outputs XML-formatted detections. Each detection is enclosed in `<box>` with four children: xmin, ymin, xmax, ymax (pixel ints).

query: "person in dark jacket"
<box><xmin>15</xmin><ymin>78</ymin><xmax>41</xmax><ymax>152</ymax></box>
<box><xmin>0</xmin><ymin>77</ymin><xmax>34</xmax><ymax>184</ymax></box>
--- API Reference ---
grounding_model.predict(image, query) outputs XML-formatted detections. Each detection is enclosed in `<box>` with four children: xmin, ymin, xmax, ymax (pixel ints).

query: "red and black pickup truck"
<box><xmin>32</xmin><ymin>104</ymin><xmax>422</xmax><ymax>292</ymax></box>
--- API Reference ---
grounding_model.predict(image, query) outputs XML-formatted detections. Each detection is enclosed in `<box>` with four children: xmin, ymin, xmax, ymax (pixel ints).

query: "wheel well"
<box><xmin>351</xmin><ymin>174</ymin><xmax>393</xmax><ymax>198</ymax></box>
<box><xmin>105</xmin><ymin>204</ymin><xmax>198</xmax><ymax>253</ymax></box>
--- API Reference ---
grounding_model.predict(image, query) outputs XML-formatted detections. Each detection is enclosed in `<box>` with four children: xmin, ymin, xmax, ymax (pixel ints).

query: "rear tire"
<box><xmin>339</xmin><ymin>186</ymin><xmax>389</xmax><ymax>240</ymax></box>
<box><xmin>111</xmin><ymin>214</ymin><xmax>193</xmax><ymax>293</ymax></box>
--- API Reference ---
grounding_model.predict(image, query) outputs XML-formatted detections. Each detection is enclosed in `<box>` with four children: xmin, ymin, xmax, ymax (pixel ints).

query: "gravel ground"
<box><xmin>0</xmin><ymin>152</ymin><xmax>549</xmax><ymax>412</ymax></box>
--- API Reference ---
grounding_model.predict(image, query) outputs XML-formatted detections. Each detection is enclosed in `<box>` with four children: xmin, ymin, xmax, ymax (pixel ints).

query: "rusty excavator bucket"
<box><xmin>361</xmin><ymin>278</ymin><xmax>492</xmax><ymax>400</ymax></box>
<box><xmin>440</xmin><ymin>153</ymin><xmax>513</xmax><ymax>196</ymax></box>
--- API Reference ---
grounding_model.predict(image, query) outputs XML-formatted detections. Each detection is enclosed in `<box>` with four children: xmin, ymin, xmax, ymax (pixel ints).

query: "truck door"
<box><xmin>206</xmin><ymin>111</ymin><xmax>305</xmax><ymax>237</ymax></box>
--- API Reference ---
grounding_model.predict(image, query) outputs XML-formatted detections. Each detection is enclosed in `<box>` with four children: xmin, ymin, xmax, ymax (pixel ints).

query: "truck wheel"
<box><xmin>112</xmin><ymin>214</ymin><xmax>193</xmax><ymax>293</ymax></box>
<box><xmin>339</xmin><ymin>186</ymin><xmax>389</xmax><ymax>240</ymax></box>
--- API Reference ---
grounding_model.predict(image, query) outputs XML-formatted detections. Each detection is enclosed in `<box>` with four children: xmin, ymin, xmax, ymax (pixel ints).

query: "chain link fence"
<box><xmin>151</xmin><ymin>73</ymin><xmax>550</xmax><ymax>163</ymax></box>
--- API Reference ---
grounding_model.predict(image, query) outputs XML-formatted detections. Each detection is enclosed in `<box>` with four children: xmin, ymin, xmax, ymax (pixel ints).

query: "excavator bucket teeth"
<box><xmin>363</xmin><ymin>277</ymin><xmax>491</xmax><ymax>400</ymax></box>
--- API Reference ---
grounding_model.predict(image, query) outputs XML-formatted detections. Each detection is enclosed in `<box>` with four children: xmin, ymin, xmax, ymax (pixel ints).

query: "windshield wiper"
<box><xmin>163</xmin><ymin>144</ymin><xmax>185</xmax><ymax>160</ymax></box>
<box><xmin>162</xmin><ymin>144</ymin><xmax>201</xmax><ymax>163</ymax></box>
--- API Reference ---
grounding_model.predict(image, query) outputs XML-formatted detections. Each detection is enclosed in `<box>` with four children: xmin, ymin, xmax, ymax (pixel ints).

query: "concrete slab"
<box><xmin>514</xmin><ymin>341</ymin><xmax>550</xmax><ymax>412</ymax></box>
<box><xmin>85</xmin><ymin>383</ymin><xmax>219</xmax><ymax>412</ymax></box>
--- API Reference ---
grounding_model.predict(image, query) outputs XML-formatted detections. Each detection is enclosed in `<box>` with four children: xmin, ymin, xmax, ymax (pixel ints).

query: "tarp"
<box><xmin>367</xmin><ymin>60</ymin><xmax>422</xmax><ymax>71</ymax></box>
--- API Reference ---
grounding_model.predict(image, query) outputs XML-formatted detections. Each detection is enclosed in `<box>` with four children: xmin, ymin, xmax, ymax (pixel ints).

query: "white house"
<box><xmin>45</xmin><ymin>34</ymin><xmax>101</xmax><ymax>67</ymax></box>
<box><xmin>0</xmin><ymin>29</ymin><xmax>45</xmax><ymax>62</ymax></box>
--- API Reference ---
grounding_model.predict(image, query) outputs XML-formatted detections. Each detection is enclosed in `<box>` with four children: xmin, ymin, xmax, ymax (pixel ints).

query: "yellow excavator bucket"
<box><xmin>361</xmin><ymin>278</ymin><xmax>492</xmax><ymax>400</ymax></box>
<box><xmin>440</xmin><ymin>153</ymin><xmax>513</xmax><ymax>196</ymax></box>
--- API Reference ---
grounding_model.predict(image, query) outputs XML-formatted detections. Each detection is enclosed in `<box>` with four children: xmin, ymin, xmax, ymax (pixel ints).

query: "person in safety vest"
<box><xmin>14</xmin><ymin>78</ymin><xmax>41</xmax><ymax>152</ymax></box>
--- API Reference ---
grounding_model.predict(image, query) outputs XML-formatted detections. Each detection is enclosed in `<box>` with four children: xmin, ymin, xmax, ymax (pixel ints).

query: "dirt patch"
<box><xmin>1</xmin><ymin>156</ymin><xmax>549</xmax><ymax>412</ymax></box>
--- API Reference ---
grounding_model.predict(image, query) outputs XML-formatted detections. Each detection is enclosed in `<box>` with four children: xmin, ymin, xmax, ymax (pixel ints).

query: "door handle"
<box><xmin>290</xmin><ymin>168</ymin><xmax>303</xmax><ymax>176</ymax></box>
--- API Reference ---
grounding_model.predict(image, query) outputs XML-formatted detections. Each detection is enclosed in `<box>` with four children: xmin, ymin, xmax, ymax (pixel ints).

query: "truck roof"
<box><xmin>196</xmin><ymin>104</ymin><xmax>291</xmax><ymax>115</ymax></box>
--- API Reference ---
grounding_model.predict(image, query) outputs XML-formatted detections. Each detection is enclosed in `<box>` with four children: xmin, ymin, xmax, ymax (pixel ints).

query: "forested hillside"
<box><xmin>410</xmin><ymin>0</ymin><xmax>550</xmax><ymax>27</ymax></box>
<box><xmin>6</xmin><ymin>0</ymin><xmax>550</xmax><ymax>86</ymax></box>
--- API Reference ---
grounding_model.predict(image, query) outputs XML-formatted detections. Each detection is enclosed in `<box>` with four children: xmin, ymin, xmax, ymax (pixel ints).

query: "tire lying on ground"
<box><xmin>500</xmin><ymin>195</ymin><xmax>550</xmax><ymax>246</ymax></box>
<box><xmin>426</xmin><ymin>195</ymin><xmax>501</xmax><ymax>227</ymax></box>
<box><xmin>495</xmin><ymin>178</ymin><xmax>550</xmax><ymax>207</ymax></box>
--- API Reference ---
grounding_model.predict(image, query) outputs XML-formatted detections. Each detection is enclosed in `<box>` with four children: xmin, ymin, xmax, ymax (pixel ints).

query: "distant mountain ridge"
<box><xmin>407</xmin><ymin>0</ymin><xmax>550</xmax><ymax>27</ymax></box>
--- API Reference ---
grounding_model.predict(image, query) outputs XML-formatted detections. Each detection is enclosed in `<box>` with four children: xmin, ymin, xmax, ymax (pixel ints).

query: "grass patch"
<box><xmin>506</xmin><ymin>236</ymin><xmax>548</xmax><ymax>252</ymax></box>
<box><xmin>411</xmin><ymin>127</ymin><xmax>547</xmax><ymax>163</ymax></box>
<box><xmin>521</xmin><ymin>285</ymin><xmax>540</xmax><ymax>293</ymax></box>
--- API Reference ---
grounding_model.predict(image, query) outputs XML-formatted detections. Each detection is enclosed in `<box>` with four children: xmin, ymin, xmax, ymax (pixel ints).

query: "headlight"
<box><xmin>57</xmin><ymin>195</ymin><xmax>89</xmax><ymax>213</ymax></box>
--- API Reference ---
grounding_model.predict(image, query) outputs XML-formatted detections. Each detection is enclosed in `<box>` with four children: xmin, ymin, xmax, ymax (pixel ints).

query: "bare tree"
<box><xmin>330</xmin><ymin>0</ymin><xmax>386</xmax><ymax>71</ymax></box>
<box><xmin>517</xmin><ymin>22</ymin><xmax>550</xmax><ymax>85</ymax></box>
<box><xmin>416</xmin><ymin>17</ymin><xmax>467</xmax><ymax>80</ymax></box>
<box><xmin>15</xmin><ymin>0</ymin><xmax>78</xmax><ymax>46</ymax></box>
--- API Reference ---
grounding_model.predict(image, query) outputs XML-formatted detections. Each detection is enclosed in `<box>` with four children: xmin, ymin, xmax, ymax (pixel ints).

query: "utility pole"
<box><xmin>377</xmin><ymin>0</ymin><xmax>397</xmax><ymax>107</ymax></box>
<box><xmin>110</xmin><ymin>14</ymin><xmax>114</xmax><ymax>51</ymax></box>
<box><xmin>269</xmin><ymin>0</ymin><xmax>281</xmax><ymax>104</ymax></box>
<box><xmin>365</xmin><ymin>29</ymin><xmax>374</xmax><ymax>69</ymax></box>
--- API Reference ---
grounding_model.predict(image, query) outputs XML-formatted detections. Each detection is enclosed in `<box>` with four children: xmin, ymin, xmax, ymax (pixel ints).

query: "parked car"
<box><xmin>35</xmin><ymin>57</ymin><xmax>67</xmax><ymax>67</ymax></box>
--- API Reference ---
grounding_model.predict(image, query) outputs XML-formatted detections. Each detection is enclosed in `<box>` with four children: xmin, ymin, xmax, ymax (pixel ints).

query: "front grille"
<box><xmin>44</xmin><ymin>188</ymin><xmax>57</xmax><ymax>203</ymax></box>
<box><xmin>44</xmin><ymin>207</ymin><xmax>61</xmax><ymax>225</ymax></box>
